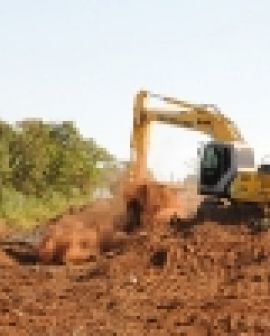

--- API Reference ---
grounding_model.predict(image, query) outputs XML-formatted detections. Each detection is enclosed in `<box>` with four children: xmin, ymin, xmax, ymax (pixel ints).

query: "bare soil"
<box><xmin>0</xmin><ymin>181</ymin><xmax>270</xmax><ymax>335</ymax></box>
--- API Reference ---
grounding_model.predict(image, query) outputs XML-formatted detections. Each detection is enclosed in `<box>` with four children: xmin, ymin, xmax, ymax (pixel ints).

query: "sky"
<box><xmin>0</xmin><ymin>1</ymin><xmax>270</xmax><ymax>181</ymax></box>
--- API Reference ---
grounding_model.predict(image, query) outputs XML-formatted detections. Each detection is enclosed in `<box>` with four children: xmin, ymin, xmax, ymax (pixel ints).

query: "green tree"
<box><xmin>9</xmin><ymin>119</ymin><xmax>115</xmax><ymax>198</ymax></box>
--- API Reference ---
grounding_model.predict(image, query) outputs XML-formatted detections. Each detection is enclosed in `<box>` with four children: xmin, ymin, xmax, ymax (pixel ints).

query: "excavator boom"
<box><xmin>130</xmin><ymin>90</ymin><xmax>244</xmax><ymax>181</ymax></box>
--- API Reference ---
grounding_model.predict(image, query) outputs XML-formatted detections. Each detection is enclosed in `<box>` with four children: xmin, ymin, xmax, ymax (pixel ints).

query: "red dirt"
<box><xmin>1</xmin><ymin>180</ymin><xmax>270</xmax><ymax>335</ymax></box>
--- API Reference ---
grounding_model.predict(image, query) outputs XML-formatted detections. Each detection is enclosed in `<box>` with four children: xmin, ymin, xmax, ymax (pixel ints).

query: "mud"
<box><xmin>1</xmin><ymin>180</ymin><xmax>270</xmax><ymax>335</ymax></box>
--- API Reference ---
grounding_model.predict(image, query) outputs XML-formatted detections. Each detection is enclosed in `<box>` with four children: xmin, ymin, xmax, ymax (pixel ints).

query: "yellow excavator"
<box><xmin>129</xmin><ymin>90</ymin><xmax>270</xmax><ymax>226</ymax></box>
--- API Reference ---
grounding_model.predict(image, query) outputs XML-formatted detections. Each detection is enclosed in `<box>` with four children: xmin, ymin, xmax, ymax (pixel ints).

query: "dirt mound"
<box><xmin>122</xmin><ymin>180</ymin><xmax>190</xmax><ymax>234</ymax></box>
<box><xmin>38</xmin><ymin>217</ymin><xmax>99</xmax><ymax>264</ymax></box>
<box><xmin>128</xmin><ymin>181</ymin><xmax>181</xmax><ymax>213</ymax></box>
<box><xmin>38</xmin><ymin>211</ymin><xmax>128</xmax><ymax>264</ymax></box>
<box><xmin>37</xmin><ymin>179</ymin><xmax>185</xmax><ymax>264</ymax></box>
<box><xmin>2</xmin><ymin>179</ymin><xmax>270</xmax><ymax>334</ymax></box>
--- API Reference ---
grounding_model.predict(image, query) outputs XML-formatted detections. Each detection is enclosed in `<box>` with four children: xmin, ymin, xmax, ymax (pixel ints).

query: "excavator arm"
<box><xmin>130</xmin><ymin>90</ymin><xmax>244</xmax><ymax>181</ymax></box>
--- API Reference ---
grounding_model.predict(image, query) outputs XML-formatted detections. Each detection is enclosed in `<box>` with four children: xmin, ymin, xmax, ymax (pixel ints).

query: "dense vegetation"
<box><xmin>0</xmin><ymin>119</ymin><xmax>116</xmax><ymax>227</ymax></box>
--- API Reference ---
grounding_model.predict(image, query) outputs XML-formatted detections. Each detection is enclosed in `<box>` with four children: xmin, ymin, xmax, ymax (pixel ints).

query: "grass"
<box><xmin>0</xmin><ymin>187</ymin><xmax>92</xmax><ymax>229</ymax></box>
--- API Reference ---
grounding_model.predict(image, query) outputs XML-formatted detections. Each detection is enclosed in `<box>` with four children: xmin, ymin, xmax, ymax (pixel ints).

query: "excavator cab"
<box><xmin>199</xmin><ymin>142</ymin><xmax>236</xmax><ymax>197</ymax></box>
<box><xmin>199</xmin><ymin>141</ymin><xmax>255</xmax><ymax>198</ymax></box>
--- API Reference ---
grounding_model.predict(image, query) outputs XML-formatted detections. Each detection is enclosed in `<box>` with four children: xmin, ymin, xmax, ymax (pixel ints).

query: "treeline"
<box><xmin>0</xmin><ymin>119</ymin><xmax>115</xmax><ymax>226</ymax></box>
